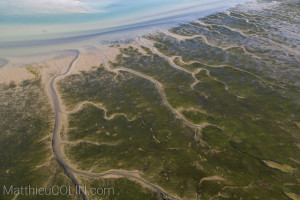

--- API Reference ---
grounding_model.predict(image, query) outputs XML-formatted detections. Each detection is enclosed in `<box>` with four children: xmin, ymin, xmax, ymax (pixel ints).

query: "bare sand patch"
<box><xmin>285</xmin><ymin>192</ymin><xmax>300</xmax><ymax>200</ymax></box>
<box><xmin>262</xmin><ymin>160</ymin><xmax>296</xmax><ymax>173</ymax></box>
<box><xmin>0</xmin><ymin>66</ymin><xmax>34</xmax><ymax>84</ymax></box>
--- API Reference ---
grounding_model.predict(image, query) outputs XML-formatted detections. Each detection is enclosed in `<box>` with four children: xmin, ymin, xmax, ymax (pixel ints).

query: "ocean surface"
<box><xmin>0</xmin><ymin>0</ymin><xmax>253</xmax><ymax>49</ymax></box>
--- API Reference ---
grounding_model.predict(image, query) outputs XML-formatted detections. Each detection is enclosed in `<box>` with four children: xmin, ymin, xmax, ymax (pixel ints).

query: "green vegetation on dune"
<box><xmin>0</xmin><ymin>79</ymin><xmax>75</xmax><ymax>200</ymax></box>
<box><xmin>58</xmin><ymin>47</ymin><xmax>299</xmax><ymax>199</ymax></box>
<box><xmin>2</xmin><ymin>1</ymin><xmax>299</xmax><ymax>200</ymax></box>
<box><xmin>59</xmin><ymin>67</ymin><xmax>203</xmax><ymax>198</ymax></box>
<box><xmin>181</xmin><ymin>110</ymin><xmax>214</xmax><ymax>125</ymax></box>
<box><xmin>57</xmin><ymin>1</ymin><xmax>300</xmax><ymax>199</ymax></box>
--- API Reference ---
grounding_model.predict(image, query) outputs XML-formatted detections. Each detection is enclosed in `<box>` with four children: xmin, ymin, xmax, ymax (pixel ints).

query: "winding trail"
<box><xmin>49</xmin><ymin>50</ymin><xmax>179</xmax><ymax>200</ymax></box>
<box><xmin>143</xmin><ymin>27</ymin><xmax>287</xmax><ymax>90</ymax></box>
<box><xmin>200</xmin><ymin>17</ymin><xmax>299</xmax><ymax>56</ymax></box>
<box><xmin>49</xmin><ymin>50</ymin><xmax>88</xmax><ymax>200</ymax></box>
<box><xmin>137</xmin><ymin>36</ymin><xmax>192</xmax><ymax>75</ymax></box>
<box><xmin>96</xmin><ymin>48</ymin><xmax>216</xmax><ymax>131</ymax></box>
<box><xmin>177</xmin><ymin>56</ymin><xmax>285</xmax><ymax>89</ymax></box>
<box><xmin>62</xmin><ymin>140</ymin><xmax>118</xmax><ymax>147</ymax></box>
<box><xmin>136</xmin><ymin>36</ymin><xmax>203</xmax><ymax>91</ymax></box>
<box><xmin>64</xmin><ymin>101</ymin><xmax>135</xmax><ymax>121</ymax></box>
<box><xmin>163</xmin><ymin>28</ymin><xmax>275</xmax><ymax>72</ymax></box>
<box><xmin>137</xmin><ymin>36</ymin><xmax>241</xmax><ymax>97</ymax></box>
<box><xmin>147</xmin><ymin>32</ymin><xmax>284</xmax><ymax>90</ymax></box>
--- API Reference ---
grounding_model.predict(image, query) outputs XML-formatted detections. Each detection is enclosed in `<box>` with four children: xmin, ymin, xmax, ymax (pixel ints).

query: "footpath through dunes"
<box><xmin>63</xmin><ymin>101</ymin><xmax>136</xmax><ymax>121</ymax></box>
<box><xmin>48</xmin><ymin>50</ymin><xmax>88</xmax><ymax>200</ymax></box>
<box><xmin>48</xmin><ymin>50</ymin><xmax>179</xmax><ymax>200</ymax></box>
<box><xmin>0</xmin><ymin>64</ymin><xmax>79</xmax><ymax>200</ymax></box>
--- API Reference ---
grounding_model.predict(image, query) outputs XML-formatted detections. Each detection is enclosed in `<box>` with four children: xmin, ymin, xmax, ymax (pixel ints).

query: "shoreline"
<box><xmin>0</xmin><ymin>0</ymin><xmax>254</xmax><ymax>58</ymax></box>
<box><xmin>0</xmin><ymin>0</ymin><xmax>257</xmax><ymax>83</ymax></box>
<box><xmin>0</xmin><ymin>0</ymin><xmax>282</xmax><ymax>85</ymax></box>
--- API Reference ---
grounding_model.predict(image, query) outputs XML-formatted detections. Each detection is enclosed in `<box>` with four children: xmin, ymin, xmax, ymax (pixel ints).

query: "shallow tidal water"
<box><xmin>0</xmin><ymin>0</ymin><xmax>252</xmax><ymax>56</ymax></box>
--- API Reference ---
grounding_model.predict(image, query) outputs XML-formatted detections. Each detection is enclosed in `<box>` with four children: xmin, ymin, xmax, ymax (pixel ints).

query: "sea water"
<box><xmin>0</xmin><ymin>0</ymin><xmax>255</xmax><ymax>42</ymax></box>
<box><xmin>0</xmin><ymin>0</ymin><xmax>253</xmax><ymax>58</ymax></box>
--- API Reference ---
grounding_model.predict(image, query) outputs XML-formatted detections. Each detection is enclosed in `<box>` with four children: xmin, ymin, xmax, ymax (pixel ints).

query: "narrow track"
<box><xmin>49</xmin><ymin>50</ymin><xmax>88</xmax><ymax>200</ymax></box>
<box><xmin>49</xmin><ymin>49</ymin><xmax>179</xmax><ymax>200</ymax></box>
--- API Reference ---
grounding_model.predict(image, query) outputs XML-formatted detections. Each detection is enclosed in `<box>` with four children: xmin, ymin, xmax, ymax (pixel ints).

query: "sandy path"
<box><xmin>48</xmin><ymin>49</ymin><xmax>179</xmax><ymax>200</ymax></box>
<box><xmin>64</xmin><ymin>101</ymin><xmax>135</xmax><ymax>121</ymax></box>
